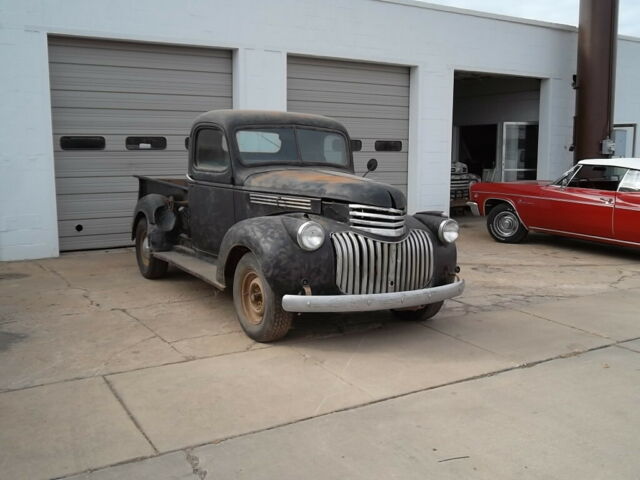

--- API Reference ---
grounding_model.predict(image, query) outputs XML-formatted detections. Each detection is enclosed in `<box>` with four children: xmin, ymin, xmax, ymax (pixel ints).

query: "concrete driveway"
<box><xmin>1</xmin><ymin>216</ymin><xmax>640</xmax><ymax>479</ymax></box>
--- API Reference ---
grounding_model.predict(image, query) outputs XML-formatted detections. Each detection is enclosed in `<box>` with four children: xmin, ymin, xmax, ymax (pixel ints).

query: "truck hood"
<box><xmin>243</xmin><ymin>168</ymin><xmax>406</xmax><ymax>209</ymax></box>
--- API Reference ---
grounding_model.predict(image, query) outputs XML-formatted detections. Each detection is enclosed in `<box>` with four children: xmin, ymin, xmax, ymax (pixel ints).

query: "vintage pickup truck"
<box><xmin>133</xmin><ymin>110</ymin><xmax>465</xmax><ymax>341</ymax></box>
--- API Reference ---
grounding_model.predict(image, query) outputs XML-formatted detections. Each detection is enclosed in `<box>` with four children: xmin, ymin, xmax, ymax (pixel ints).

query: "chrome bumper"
<box><xmin>467</xmin><ymin>201</ymin><xmax>480</xmax><ymax>216</ymax></box>
<box><xmin>281</xmin><ymin>279</ymin><xmax>465</xmax><ymax>313</ymax></box>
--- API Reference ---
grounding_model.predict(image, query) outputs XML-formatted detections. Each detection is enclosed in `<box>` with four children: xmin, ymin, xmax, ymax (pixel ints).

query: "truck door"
<box><xmin>187</xmin><ymin>125</ymin><xmax>235</xmax><ymax>256</ymax></box>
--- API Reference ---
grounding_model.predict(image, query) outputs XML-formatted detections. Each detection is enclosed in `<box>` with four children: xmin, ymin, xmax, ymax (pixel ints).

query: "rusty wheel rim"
<box><xmin>241</xmin><ymin>271</ymin><xmax>265</xmax><ymax>325</ymax></box>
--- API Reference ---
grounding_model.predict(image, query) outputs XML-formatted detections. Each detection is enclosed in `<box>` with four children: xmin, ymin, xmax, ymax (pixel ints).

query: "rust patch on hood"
<box><xmin>244</xmin><ymin>168</ymin><xmax>406</xmax><ymax>209</ymax></box>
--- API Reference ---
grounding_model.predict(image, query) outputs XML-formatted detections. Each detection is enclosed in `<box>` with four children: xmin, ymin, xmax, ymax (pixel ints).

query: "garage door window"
<box><xmin>60</xmin><ymin>136</ymin><xmax>105</xmax><ymax>150</ymax></box>
<box><xmin>126</xmin><ymin>136</ymin><xmax>166</xmax><ymax>150</ymax></box>
<box><xmin>374</xmin><ymin>140</ymin><xmax>402</xmax><ymax>152</ymax></box>
<box><xmin>195</xmin><ymin>128</ymin><xmax>230</xmax><ymax>172</ymax></box>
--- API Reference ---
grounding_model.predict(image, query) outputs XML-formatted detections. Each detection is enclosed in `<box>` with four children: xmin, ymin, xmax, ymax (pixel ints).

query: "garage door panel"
<box><xmin>50</xmin><ymin>37</ymin><xmax>231</xmax><ymax>250</ymax></box>
<box><xmin>49</xmin><ymin>44</ymin><xmax>231</xmax><ymax>74</ymax></box>
<box><xmin>333</xmin><ymin>118</ymin><xmax>409</xmax><ymax>139</ymax></box>
<box><xmin>51</xmin><ymin>109</ymin><xmax>211</xmax><ymax>135</ymax></box>
<box><xmin>49</xmin><ymin>64</ymin><xmax>231</xmax><ymax>96</ymax></box>
<box><xmin>354</xmin><ymin>155</ymin><xmax>408</xmax><ymax>171</ymax></box>
<box><xmin>59</xmin><ymin>233</ymin><xmax>133</xmax><ymax>251</ymax></box>
<box><xmin>289</xmin><ymin>56</ymin><xmax>410</xmax><ymax>75</ymax></box>
<box><xmin>288</xmin><ymin>88</ymin><xmax>408</xmax><ymax>107</ymax></box>
<box><xmin>288</xmin><ymin>64</ymin><xmax>408</xmax><ymax>87</ymax></box>
<box><xmin>288</xmin><ymin>78</ymin><xmax>408</xmax><ymax>98</ymax></box>
<box><xmin>58</xmin><ymin>217</ymin><xmax>132</xmax><ymax>239</ymax></box>
<box><xmin>51</xmin><ymin>90</ymin><xmax>230</xmax><ymax>112</ymax></box>
<box><xmin>288</xmin><ymin>56</ymin><xmax>409</xmax><ymax>195</ymax></box>
<box><xmin>55</xmin><ymin>155</ymin><xmax>187</xmax><ymax>178</ymax></box>
<box><xmin>288</xmin><ymin>101</ymin><xmax>408</xmax><ymax>120</ymax></box>
<box><xmin>56</xmin><ymin>176</ymin><xmax>139</xmax><ymax>195</ymax></box>
<box><xmin>49</xmin><ymin>37</ymin><xmax>230</xmax><ymax>59</ymax></box>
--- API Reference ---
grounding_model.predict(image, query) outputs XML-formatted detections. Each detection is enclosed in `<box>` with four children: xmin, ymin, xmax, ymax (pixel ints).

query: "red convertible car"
<box><xmin>468</xmin><ymin>158</ymin><xmax>640</xmax><ymax>248</ymax></box>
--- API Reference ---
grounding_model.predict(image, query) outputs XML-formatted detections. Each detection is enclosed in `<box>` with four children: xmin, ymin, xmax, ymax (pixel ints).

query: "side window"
<box><xmin>568</xmin><ymin>165</ymin><xmax>627</xmax><ymax>191</ymax></box>
<box><xmin>619</xmin><ymin>169</ymin><xmax>640</xmax><ymax>193</ymax></box>
<box><xmin>195</xmin><ymin>128</ymin><xmax>229</xmax><ymax>172</ymax></box>
<box><xmin>322</xmin><ymin>134</ymin><xmax>347</xmax><ymax>165</ymax></box>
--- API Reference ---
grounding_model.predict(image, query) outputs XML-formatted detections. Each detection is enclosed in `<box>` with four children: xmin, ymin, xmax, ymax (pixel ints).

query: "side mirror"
<box><xmin>363</xmin><ymin>158</ymin><xmax>378</xmax><ymax>177</ymax></box>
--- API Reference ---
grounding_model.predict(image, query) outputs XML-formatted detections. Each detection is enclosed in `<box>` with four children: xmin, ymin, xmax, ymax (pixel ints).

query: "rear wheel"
<box><xmin>135</xmin><ymin>218</ymin><xmax>168</xmax><ymax>279</ymax></box>
<box><xmin>487</xmin><ymin>203</ymin><xmax>528</xmax><ymax>243</ymax></box>
<box><xmin>392</xmin><ymin>301</ymin><xmax>443</xmax><ymax>321</ymax></box>
<box><xmin>233</xmin><ymin>252</ymin><xmax>293</xmax><ymax>342</ymax></box>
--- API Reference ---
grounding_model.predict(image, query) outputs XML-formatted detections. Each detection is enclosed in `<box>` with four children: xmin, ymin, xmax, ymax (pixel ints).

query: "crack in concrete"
<box><xmin>117</xmin><ymin>308</ymin><xmax>187</xmax><ymax>360</ymax></box>
<box><xmin>50</xmin><ymin>339</ymin><xmax>639</xmax><ymax>480</ymax></box>
<box><xmin>102</xmin><ymin>376</ymin><xmax>159</xmax><ymax>454</ymax></box>
<box><xmin>511</xmin><ymin>308</ymin><xmax>613</xmax><ymax>340</ymax></box>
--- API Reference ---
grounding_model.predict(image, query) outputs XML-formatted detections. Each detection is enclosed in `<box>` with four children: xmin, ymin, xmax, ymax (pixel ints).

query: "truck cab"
<box><xmin>133</xmin><ymin>110</ymin><xmax>464</xmax><ymax>341</ymax></box>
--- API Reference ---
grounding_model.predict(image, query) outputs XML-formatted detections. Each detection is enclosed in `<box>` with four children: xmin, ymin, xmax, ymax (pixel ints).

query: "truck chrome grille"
<box><xmin>250</xmin><ymin>193</ymin><xmax>312</xmax><ymax>211</ymax></box>
<box><xmin>331</xmin><ymin>230</ymin><xmax>433</xmax><ymax>295</ymax></box>
<box><xmin>348</xmin><ymin>203</ymin><xmax>406</xmax><ymax>237</ymax></box>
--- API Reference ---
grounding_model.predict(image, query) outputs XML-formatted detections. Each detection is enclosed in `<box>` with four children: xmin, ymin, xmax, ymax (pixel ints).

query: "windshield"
<box><xmin>553</xmin><ymin>165</ymin><xmax>580</xmax><ymax>186</ymax></box>
<box><xmin>235</xmin><ymin>127</ymin><xmax>349</xmax><ymax>167</ymax></box>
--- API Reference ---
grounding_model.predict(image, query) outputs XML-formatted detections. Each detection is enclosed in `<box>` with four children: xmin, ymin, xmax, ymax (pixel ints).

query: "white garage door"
<box><xmin>49</xmin><ymin>37</ymin><xmax>232</xmax><ymax>251</ymax></box>
<box><xmin>287</xmin><ymin>56</ymin><xmax>409</xmax><ymax>195</ymax></box>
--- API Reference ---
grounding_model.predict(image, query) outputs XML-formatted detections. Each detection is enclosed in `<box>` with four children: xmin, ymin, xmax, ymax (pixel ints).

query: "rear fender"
<box><xmin>132</xmin><ymin>194</ymin><xmax>177</xmax><ymax>250</ymax></box>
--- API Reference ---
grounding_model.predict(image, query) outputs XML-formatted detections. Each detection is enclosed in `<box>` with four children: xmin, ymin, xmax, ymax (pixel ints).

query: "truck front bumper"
<box><xmin>281</xmin><ymin>278</ymin><xmax>465</xmax><ymax>313</ymax></box>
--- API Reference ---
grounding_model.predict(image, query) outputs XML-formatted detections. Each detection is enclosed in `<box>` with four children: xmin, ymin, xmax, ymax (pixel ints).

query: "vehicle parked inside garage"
<box><xmin>132</xmin><ymin>110</ymin><xmax>464</xmax><ymax>341</ymax></box>
<box><xmin>468</xmin><ymin>158</ymin><xmax>640</xmax><ymax>248</ymax></box>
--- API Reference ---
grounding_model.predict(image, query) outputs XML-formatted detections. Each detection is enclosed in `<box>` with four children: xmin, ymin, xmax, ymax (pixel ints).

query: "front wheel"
<box><xmin>392</xmin><ymin>301</ymin><xmax>443</xmax><ymax>321</ymax></box>
<box><xmin>486</xmin><ymin>204</ymin><xmax>528</xmax><ymax>243</ymax></box>
<box><xmin>233</xmin><ymin>252</ymin><xmax>293</xmax><ymax>342</ymax></box>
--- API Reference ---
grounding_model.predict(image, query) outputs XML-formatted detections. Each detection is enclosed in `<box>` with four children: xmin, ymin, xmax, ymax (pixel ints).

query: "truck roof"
<box><xmin>193</xmin><ymin>109</ymin><xmax>348</xmax><ymax>134</ymax></box>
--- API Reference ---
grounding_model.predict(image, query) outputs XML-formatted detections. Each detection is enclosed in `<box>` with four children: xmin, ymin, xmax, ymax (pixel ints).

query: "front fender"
<box><xmin>409</xmin><ymin>214</ymin><xmax>458</xmax><ymax>285</ymax></box>
<box><xmin>217</xmin><ymin>215</ymin><xmax>337</xmax><ymax>296</ymax></box>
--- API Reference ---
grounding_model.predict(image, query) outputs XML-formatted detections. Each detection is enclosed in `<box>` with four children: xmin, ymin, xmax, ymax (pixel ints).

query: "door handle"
<box><xmin>599</xmin><ymin>197</ymin><xmax>613</xmax><ymax>205</ymax></box>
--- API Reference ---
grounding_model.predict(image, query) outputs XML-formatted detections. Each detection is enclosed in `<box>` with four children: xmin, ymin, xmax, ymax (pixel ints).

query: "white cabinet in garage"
<box><xmin>287</xmin><ymin>56</ymin><xmax>410</xmax><ymax>195</ymax></box>
<box><xmin>49</xmin><ymin>37</ymin><xmax>232</xmax><ymax>250</ymax></box>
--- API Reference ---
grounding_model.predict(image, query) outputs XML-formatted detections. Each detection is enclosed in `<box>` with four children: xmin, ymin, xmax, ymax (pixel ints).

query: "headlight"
<box><xmin>438</xmin><ymin>218</ymin><xmax>459</xmax><ymax>243</ymax></box>
<box><xmin>297</xmin><ymin>221</ymin><xmax>325</xmax><ymax>251</ymax></box>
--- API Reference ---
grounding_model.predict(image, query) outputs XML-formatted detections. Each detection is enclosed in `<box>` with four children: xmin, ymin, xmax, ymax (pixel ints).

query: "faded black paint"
<box><xmin>132</xmin><ymin>110</ymin><xmax>458</xmax><ymax>298</ymax></box>
<box><xmin>243</xmin><ymin>168</ymin><xmax>406</xmax><ymax>209</ymax></box>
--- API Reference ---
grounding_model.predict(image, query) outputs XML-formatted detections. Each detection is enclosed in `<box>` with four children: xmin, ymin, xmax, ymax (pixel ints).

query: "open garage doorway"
<box><xmin>451</xmin><ymin>72</ymin><xmax>541</xmax><ymax>211</ymax></box>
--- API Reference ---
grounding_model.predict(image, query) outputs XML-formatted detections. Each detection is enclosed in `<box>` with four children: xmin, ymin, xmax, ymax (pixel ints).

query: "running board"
<box><xmin>152</xmin><ymin>250</ymin><xmax>224</xmax><ymax>290</ymax></box>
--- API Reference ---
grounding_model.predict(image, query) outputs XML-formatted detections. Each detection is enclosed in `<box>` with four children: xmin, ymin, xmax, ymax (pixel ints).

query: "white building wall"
<box><xmin>615</xmin><ymin>39</ymin><xmax>640</xmax><ymax>152</ymax></box>
<box><xmin>0</xmin><ymin>0</ymin><xmax>639</xmax><ymax>260</ymax></box>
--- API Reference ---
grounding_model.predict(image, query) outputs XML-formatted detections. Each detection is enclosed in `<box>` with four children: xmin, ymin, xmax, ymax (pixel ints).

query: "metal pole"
<box><xmin>573</xmin><ymin>0</ymin><xmax>619</xmax><ymax>162</ymax></box>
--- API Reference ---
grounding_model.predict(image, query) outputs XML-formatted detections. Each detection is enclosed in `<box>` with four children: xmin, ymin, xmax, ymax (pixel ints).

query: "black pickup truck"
<box><xmin>133</xmin><ymin>110</ymin><xmax>464</xmax><ymax>341</ymax></box>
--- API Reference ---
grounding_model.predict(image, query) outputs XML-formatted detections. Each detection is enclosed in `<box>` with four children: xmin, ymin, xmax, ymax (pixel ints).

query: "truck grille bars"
<box><xmin>348</xmin><ymin>204</ymin><xmax>406</xmax><ymax>237</ymax></box>
<box><xmin>332</xmin><ymin>230</ymin><xmax>433</xmax><ymax>295</ymax></box>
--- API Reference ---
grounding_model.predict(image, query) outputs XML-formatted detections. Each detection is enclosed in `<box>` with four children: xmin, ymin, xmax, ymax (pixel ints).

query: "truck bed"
<box><xmin>136</xmin><ymin>175</ymin><xmax>188</xmax><ymax>201</ymax></box>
